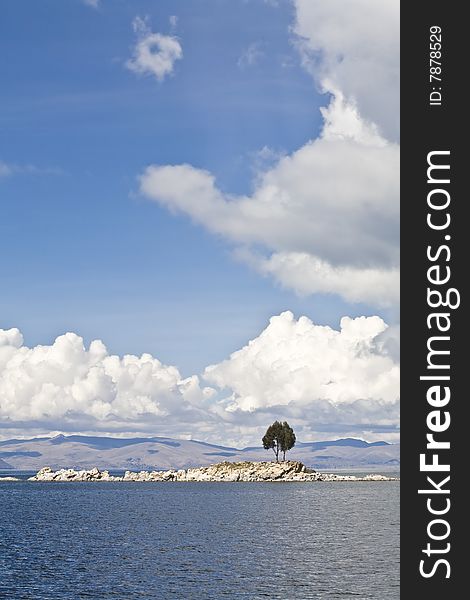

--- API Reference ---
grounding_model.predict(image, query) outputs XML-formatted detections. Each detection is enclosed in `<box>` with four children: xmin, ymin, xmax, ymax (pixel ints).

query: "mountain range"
<box><xmin>0</xmin><ymin>434</ymin><xmax>399</xmax><ymax>471</ymax></box>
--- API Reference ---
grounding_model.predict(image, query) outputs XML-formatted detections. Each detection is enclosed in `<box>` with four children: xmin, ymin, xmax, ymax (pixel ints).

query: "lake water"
<box><xmin>0</xmin><ymin>480</ymin><xmax>399</xmax><ymax>599</ymax></box>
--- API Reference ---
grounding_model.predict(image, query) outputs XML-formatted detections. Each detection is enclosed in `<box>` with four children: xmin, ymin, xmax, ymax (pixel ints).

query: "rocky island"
<box><xmin>27</xmin><ymin>461</ymin><xmax>398</xmax><ymax>482</ymax></box>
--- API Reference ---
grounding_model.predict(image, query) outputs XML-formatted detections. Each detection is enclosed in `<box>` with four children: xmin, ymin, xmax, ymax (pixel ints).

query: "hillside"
<box><xmin>0</xmin><ymin>434</ymin><xmax>399</xmax><ymax>471</ymax></box>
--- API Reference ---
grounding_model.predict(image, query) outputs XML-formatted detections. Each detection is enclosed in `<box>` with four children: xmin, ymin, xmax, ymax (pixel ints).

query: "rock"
<box><xmin>0</xmin><ymin>476</ymin><xmax>21</xmax><ymax>482</ymax></box>
<box><xmin>28</xmin><ymin>466</ymin><xmax>123</xmax><ymax>482</ymax></box>
<box><xmin>362</xmin><ymin>474</ymin><xmax>394</xmax><ymax>481</ymax></box>
<box><xmin>28</xmin><ymin>461</ymin><xmax>399</xmax><ymax>483</ymax></box>
<box><xmin>28</xmin><ymin>466</ymin><xmax>54</xmax><ymax>481</ymax></box>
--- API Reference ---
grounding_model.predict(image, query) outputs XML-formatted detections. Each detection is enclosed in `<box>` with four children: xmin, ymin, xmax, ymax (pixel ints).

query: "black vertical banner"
<box><xmin>401</xmin><ymin>1</ymin><xmax>465</xmax><ymax>596</ymax></box>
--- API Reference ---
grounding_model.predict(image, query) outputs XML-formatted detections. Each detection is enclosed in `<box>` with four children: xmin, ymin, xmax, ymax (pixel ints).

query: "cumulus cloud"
<box><xmin>0</xmin><ymin>315</ymin><xmax>399</xmax><ymax>444</ymax></box>
<box><xmin>0</xmin><ymin>327</ymin><xmax>214</xmax><ymax>434</ymax></box>
<box><xmin>126</xmin><ymin>16</ymin><xmax>183</xmax><ymax>82</ymax></box>
<box><xmin>138</xmin><ymin>0</ymin><xmax>399</xmax><ymax>308</ymax></box>
<box><xmin>205</xmin><ymin>312</ymin><xmax>398</xmax><ymax>418</ymax></box>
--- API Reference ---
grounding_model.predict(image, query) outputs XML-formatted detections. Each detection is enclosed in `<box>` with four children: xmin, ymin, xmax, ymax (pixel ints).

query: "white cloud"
<box><xmin>293</xmin><ymin>0</ymin><xmax>399</xmax><ymax>142</ymax></box>
<box><xmin>239</xmin><ymin>250</ymin><xmax>399</xmax><ymax>307</ymax></box>
<box><xmin>126</xmin><ymin>16</ymin><xmax>183</xmax><ymax>82</ymax></box>
<box><xmin>204</xmin><ymin>311</ymin><xmax>399</xmax><ymax>431</ymax></box>
<box><xmin>138</xmin><ymin>1</ymin><xmax>399</xmax><ymax>308</ymax></box>
<box><xmin>0</xmin><ymin>327</ymin><xmax>214</xmax><ymax>433</ymax></box>
<box><xmin>238</xmin><ymin>42</ymin><xmax>265</xmax><ymax>69</ymax></box>
<box><xmin>320</xmin><ymin>90</ymin><xmax>386</xmax><ymax>147</ymax></box>
<box><xmin>0</xmin><ymin>316</ymin><xmax>399</xmax><ymax>444</ymax></box>
<box><xmin>83</xmin><ymin>0</ymin><xmax>100</xmax><ymax>8</ymax></box>
<box><xmin>139</xmin><ymin>123</ymin><xmax>399</xmax><ymax>305</ymax></box>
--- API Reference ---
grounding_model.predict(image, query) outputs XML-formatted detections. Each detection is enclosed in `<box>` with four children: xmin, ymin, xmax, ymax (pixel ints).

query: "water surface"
<box><xmin>0</xmin><ymin>481</ymin><xmax>399</xmax><ymax>599</ymax></box>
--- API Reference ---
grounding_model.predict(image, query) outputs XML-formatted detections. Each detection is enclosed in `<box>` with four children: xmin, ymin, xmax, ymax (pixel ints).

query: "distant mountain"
<box><xmin>0</xmin><ymin>434</ymin><xmax>399</xmax><ymax>471</ymax></box>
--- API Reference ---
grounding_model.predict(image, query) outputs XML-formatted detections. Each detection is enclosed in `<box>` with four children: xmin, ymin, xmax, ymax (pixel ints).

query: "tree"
<box><xmin>279</xmin><ymin>421</ymin><xmax>296</xmax><ymax>461</ymax></box>
<box><xmin>262</xmin><ymin>421</ymin><xmax>296</xmax><ymax>462</ymax></box>
<box><xmin>262</xmin><ymin>421</ymin><xmax>283</xmax><ymax>462</ymax></box>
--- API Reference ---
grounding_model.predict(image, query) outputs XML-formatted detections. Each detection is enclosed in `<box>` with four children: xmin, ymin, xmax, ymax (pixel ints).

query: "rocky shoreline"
<box><xmin>25</xmin><ymin>461</ymin><xmax>398</xmax><ymax>483</ymax></box>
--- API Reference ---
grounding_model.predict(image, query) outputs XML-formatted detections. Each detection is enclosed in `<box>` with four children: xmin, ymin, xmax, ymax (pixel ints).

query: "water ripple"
<box><xmin>0</xmin><ymin>481</ymin><xmax>399</xmax><ymax>599</ymax></box>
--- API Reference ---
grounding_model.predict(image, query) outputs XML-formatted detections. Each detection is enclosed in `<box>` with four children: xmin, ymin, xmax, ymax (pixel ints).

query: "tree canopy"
<box><xmin>262</xmin><ymin>421</ymin><xmax>296</xmax><ymax>462</ymax></box>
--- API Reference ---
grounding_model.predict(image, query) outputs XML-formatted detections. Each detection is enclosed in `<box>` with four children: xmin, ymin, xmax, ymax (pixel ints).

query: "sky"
<box><xmin>0</xmin><ymin>0</ymin><xmax>399</xmax><ymax>447</ymax></box>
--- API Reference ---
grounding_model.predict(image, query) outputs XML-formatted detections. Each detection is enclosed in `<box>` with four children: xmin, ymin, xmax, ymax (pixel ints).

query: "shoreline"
<box><xmin>2</xmin><ymin>461</ymin><xmax>399</xmax><ymax>483</ymax></box>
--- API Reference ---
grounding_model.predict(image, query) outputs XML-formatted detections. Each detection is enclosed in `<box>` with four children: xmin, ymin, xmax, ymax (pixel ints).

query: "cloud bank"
<box><xmin>138</xmin><ymin>0</ymin><xmax>399</xmax><ymax>308</ymax></box>
<box><xmin>126</xmin><ymin>17</ymin><xmax>183</xmax><ymax>82</ymax></box>
<box><xmin>0</xmin><ymin>327</ymin><xmax>214</xmax><ymax>435</ymax></box>
<box><xmin>205</xmin><ymin>312</ymin><xmax>399</xmax><ymax>434</ymax></box>
<box><xmin>0</xmin><ymin>314</ymin><xmax>399</xmax><ymax>445</ymax></box>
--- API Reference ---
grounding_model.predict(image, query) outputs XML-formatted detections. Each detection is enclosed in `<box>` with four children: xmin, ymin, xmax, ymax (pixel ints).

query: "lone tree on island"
<box><xmin>262</xmin><ymin>421</ymin><xmax>296</xmax><ymax>462</ymax></box>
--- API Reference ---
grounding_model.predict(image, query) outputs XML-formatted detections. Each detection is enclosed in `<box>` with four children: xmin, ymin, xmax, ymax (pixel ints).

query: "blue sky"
<box><xmin>0</xmin><ymin>1</ymin><xmax>399</xmax><ymax>444</ymax></box>
<box><xmin>0</xmin><ymin>0</ymin><xmax>382</xmax><ymax>374</ymax></box>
